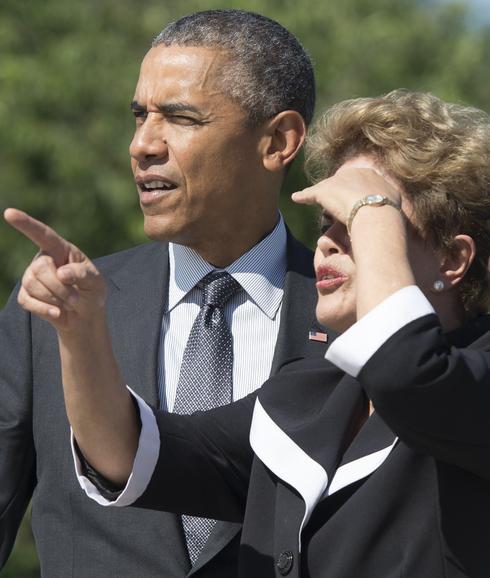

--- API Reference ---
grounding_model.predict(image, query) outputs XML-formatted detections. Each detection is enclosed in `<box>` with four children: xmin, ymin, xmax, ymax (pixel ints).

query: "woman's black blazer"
<box><xmin>129</xmin><ymin>313</ymin><xmax>490</xmax><ymax>578</ymax></box>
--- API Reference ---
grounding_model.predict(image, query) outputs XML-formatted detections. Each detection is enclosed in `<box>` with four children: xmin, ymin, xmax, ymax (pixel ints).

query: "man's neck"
<box><xmin>188</xmin><ymin>216</ymin><xmax>281</xmax><ymax>268</ymax></box>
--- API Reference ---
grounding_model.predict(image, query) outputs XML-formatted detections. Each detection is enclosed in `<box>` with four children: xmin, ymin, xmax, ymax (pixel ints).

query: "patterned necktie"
<box><xmin>173</xmin><ymin>271</ymin><xmax>241</xmax><ymax>564</ymax></box>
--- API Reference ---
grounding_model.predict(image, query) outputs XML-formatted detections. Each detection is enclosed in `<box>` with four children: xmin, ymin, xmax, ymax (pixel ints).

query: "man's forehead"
<box><xmin>137</xmin><ymin>44</ymin><xmax>230</xmax><ymax>90</ymax></box>
<box><xmin>132</xmin><ymin>44</ymin><xmax>245</xmax><ymax>117</ymax></box>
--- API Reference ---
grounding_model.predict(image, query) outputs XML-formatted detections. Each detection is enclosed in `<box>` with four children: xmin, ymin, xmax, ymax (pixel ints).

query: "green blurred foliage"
<box><xmin>1</xmin><ymin>0</ymin><xmax>489</xmax><ymax>575</ymax></box>
<box><xmin>1</xmin><ymin>0</ymin><xmax>490</xmax><ymax>308</ymax></box>
<box><xmin>1</xmin><ymin>506</ymin><xmax>38</xmax><ymax>577</ymax></box>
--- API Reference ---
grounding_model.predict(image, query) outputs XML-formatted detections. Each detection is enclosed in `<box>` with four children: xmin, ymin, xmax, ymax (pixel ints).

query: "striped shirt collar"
<box><xmin>168</xmin><ymin>215</ymin><xmax>287</xmax><ymax>319</ymax></box>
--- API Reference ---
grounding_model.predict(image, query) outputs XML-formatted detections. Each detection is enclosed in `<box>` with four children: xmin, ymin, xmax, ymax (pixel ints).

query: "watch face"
<box><xmin>366</xmin><ymin>194</ymin><xmax>385</xmax><ymax>205</ymax></box>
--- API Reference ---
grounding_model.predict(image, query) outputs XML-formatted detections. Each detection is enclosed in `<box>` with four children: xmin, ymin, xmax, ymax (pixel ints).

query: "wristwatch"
<box><xmin>346</xmin><ymin>194</ymin><xmax>401</xmax><ymax>236</ymax></box>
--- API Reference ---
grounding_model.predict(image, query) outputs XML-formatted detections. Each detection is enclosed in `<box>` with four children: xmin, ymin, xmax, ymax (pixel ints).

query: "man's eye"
<box><xmin>132</xmin><ymin>111</ymin><xmax>147</xmax><ymax>124</ymax></box>
<box><xmin>169</xmin><ymin>115</ymin><xmax>202</xmax><ymax>126</ymax></box>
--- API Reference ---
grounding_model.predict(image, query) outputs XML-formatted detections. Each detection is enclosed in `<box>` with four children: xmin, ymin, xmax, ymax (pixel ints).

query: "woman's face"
<box><xmin>313</xmin><ymin>155</ymin><xmax>442</xmax><ymax>332</ymax></box>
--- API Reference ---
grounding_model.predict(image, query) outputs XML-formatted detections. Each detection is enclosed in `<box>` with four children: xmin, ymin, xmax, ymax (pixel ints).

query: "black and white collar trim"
<box><xmin>250</xmin><ymin>399</ymin><xmax>328</xmax><ymax>547</ymax></box>
<box><xmin>249</xmin><ymin>398</ymin><xmax>397</xmax><ymax>548</ymax></box>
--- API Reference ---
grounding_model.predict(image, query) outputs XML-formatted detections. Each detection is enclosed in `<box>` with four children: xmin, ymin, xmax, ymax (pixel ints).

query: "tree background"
<box><xmin>1</xmin><ymin>0</ymin><xmax>489</xmax><ymax>575</ymax></box>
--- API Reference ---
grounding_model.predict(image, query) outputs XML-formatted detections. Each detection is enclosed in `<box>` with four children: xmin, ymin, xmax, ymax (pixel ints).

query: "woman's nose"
<box><xmin>316</xmin><ymin>222</ymin><xmax>350</xmax><ymax>255</ymax></box>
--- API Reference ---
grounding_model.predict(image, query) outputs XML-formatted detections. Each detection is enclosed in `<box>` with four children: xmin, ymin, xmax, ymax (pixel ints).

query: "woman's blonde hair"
<box><xmin>306</xmin><ymin>90</ymin><xmax>490</xmax><ymax>314</ymax></box>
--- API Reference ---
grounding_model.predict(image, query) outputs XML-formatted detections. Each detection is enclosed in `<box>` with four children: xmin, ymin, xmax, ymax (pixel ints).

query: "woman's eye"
<box><xmin>320</xmin><ymin>217</ymin><xmax>334</xmax><ymax>234</ymax></box>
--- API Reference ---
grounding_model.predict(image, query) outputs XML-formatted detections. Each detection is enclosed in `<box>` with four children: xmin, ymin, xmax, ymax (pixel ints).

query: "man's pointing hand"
<box><xmin>4</xmin><ymin>208</ymin><xmax>106</xmax><ymax>332</ymax></box>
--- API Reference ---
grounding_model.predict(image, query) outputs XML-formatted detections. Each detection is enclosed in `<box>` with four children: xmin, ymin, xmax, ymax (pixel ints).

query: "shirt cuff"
<box><xmin>71</xmin><ymin>386</ymin><xmax>160</xmax><ymax>507</ymax></box>
<box><xmin>325</xmin><ymin>286</ymin><xmax>435</xmax><ymax>377</ymax></box>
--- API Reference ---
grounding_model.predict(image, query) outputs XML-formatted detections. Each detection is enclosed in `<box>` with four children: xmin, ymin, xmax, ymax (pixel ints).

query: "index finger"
<box><xmin>291</xmin><ymin>183</ymin><xmax>322</xmax><ymax>205</ymax></box>
<box><xmin>4</xmin><ymin>208</ymin><xmax>70</xmax><ymax>267</ymax></box>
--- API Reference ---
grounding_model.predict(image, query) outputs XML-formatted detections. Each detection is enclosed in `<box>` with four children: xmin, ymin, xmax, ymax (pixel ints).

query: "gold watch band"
<box><xmin>346</xmin><ymin>194</ymin><xmax>401</xmax><ymax>236</ymax></box>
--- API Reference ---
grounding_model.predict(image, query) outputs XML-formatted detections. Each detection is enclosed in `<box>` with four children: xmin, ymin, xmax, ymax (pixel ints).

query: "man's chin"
<box><xmin>143</xmin><ymin>216</ymin><xmax>189</xmax><ymax>245</ymax></box>
<box><xmin>144</xmin><ymin>228</ymin><xmax>172</xmax><ymax>243</ymax></box>
<box><xmin>143</xmin><ymin>217</ymin><xmax>173</xmax><ymax>242</ymax></box>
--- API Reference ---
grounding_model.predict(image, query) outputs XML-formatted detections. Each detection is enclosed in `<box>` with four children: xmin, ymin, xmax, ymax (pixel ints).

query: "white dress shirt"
<box><xmin>159</xmin><ymin>215</ymin><xmax>287</xmax><ymax>410</ymax></box>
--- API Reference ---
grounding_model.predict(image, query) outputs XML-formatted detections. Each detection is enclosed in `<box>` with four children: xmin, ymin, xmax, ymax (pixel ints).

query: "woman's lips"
<box><xmin>315</xmin><ymin>265</ymin><xmax>348</xmax><ymax>291</ymax></box>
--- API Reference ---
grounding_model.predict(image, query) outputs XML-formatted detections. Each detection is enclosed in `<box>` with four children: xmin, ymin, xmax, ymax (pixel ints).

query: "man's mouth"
<box><xmin>136</xmin><ymin>176</ymin><xmax>179</xmax><ymax>206</ymax></box>
<box><xmin>138</xmin><ymin>180</ymin><xmax>178</xmax><ymax>192</ymax></box>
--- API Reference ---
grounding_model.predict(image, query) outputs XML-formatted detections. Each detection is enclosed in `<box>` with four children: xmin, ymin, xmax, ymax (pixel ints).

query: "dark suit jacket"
<box><xmin>0</xmin><ymin>234</ymin><xmax>329</xmax><ymax>577</ymax></box>
<box><xmin>133</xmin><ymin>314</ymin><xmax>490</xmax><ymax>578</ymax></box>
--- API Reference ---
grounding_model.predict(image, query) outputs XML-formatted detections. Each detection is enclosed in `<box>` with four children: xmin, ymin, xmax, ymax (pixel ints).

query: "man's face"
<box><xmin>130</xmin><ymin>45</ymin><xmax>270</xmax><ymax>253</ymax></box>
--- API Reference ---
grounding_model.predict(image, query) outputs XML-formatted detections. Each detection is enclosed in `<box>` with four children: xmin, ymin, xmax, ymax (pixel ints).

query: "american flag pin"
<box><xmin>309</xmin><ymin>330</ymin><xmax>328</xmax><ymax>343</ymax></box>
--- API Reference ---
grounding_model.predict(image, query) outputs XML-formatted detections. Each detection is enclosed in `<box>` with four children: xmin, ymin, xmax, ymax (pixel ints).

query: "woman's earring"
<box><xmin>432</xmin><ymin>280</ymin><xmax>445</xmax><ymax>292</ymax></box>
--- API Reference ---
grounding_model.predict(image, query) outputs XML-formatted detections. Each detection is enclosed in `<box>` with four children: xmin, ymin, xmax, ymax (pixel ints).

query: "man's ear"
<box><xmin>439</xmin><ymin>234</ymin><xmax>476</xmax><ymax>288</ymax></box>
<box><xmin>260</xmin><ymin>111</ymin><xmax>306</xmax><ymax>172</ymax></box>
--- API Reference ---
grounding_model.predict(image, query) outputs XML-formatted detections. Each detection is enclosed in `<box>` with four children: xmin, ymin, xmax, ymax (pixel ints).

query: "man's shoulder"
<box><xmin>285</xmin><ymin>227</ymin><xmax>315</xmax><ymax>277</ymax></box>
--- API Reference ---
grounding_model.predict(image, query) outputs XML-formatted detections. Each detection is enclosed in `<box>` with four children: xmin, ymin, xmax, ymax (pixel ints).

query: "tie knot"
<box><xmin>200</xmin><ymin>272</ymin><xmax>240</xmax><ymax>308</ymax></box>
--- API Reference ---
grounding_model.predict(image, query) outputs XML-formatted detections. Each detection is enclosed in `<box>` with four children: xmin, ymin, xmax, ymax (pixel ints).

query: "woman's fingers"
<box><xmin>292</xmin><ymin>179</ymin><xmax>348</xmax><ymax>225</ymax></box>
<box><xmin>292</xmin><ymin>168</ymin><xmax>402</xmax><ymax>226</ymax></box>
<box><xmin>291</xmin><ymin>183</ymin><xmax>321</xmax><ymax>206</ymax></box>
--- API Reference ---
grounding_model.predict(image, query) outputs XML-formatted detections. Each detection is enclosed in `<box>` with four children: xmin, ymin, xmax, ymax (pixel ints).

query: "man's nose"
<box><xmin>129</xmin><ymin>117</ymin><xmax>168</xmax><ymax>164</ymax></box>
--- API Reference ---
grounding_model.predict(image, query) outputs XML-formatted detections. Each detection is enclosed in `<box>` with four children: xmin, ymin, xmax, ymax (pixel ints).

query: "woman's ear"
<box><xmin>439</xmin><ymin>234</ymin><xmax>476</xmax><ymax>288</ymax></box>
<box><xmin>260</xmin><ymin>110</ymin><xmax>306</xmax><ymax>172</ymax></box>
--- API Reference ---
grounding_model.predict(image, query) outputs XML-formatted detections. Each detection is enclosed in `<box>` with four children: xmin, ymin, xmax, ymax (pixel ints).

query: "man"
<box><xmin>0</xmin><ymin>9</ymin><xmax>328</xmax><ymax>578</ymax></box>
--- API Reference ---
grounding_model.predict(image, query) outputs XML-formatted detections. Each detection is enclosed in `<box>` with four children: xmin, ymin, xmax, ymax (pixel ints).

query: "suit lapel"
<box><xmin>251</xmin><ymin>361</ymin><xmax>398</xmax><ymax>541</ymax></box>
<box><xmin>251</xmin><ymin>367</ymin><xmax>366</xmax><ymax>531</ymax></box>
<box><xmin>187</xmin><ymin>521</ymin><xmax>241</xmax><ymax>576</ymax></box>
<box><xmin>104</xmin><ymin>242</ymin><xmax>169</xmax><ymax>407</ymax></box>
<box><xmin>271</xmin><ymin>230</ymin><xmax>332</xmax><ymax>374</ymax></box>
<box><xmin>326</xmin><ymin>412</ymin><xmax>397</xmax><ymax>497</ymax></box>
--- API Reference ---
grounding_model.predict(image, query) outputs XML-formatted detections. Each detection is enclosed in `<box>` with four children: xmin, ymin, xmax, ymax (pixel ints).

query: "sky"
<box><xmin>432</xmin><ymin>0</ymin><xmax>490</xmax><ymax>24</ymax></box>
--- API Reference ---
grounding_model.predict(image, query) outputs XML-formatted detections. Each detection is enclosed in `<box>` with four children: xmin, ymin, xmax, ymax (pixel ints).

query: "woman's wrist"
<box><xmin>346</xmin><ymin>194</ymin><xmax>402</xmax><ymax>236</ymax></box>
<box><xmin>350</xmin><ymin>205</ymin><xmax>415</xmax><ymax>316</ymax></box>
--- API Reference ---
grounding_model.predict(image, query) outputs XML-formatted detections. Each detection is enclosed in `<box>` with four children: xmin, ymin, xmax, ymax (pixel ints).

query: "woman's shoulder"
<box><xmin>257</xmin><ymin>354</ymin><xmax>350</xmax><ymax>421</ymax></box>
<box><xmin>447</xmin><ymin>314</ymin><xmax>490</xmax><ymax>350</ymax></box>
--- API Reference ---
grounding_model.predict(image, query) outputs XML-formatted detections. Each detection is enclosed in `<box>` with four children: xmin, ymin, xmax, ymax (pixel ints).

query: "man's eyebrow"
<box><xmin>130</xmin><ymin>101</ymin><xmax>202</xmax><ymax>115</ymax></box>
<box><xmin>158</xmin><ymin>102</ymin><xmax>203</xmax><ymax>115</ymax></box>
<box><xmin>130</xmin><ymin>100</ymin><xmax>145</xmax><ymax>112</ymax></box>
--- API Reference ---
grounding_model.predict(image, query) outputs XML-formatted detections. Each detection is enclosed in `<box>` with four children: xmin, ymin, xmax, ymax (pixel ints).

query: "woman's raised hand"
<box><xmin>291</xmin><ymin>163</ymin><xmax>401</xmax><ymax>228</ymax></box>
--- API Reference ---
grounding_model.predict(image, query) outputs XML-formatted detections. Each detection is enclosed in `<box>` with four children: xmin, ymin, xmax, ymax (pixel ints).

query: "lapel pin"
<box><xmin>309</xmin><ymin>330</ymin><xmax>328</xmax><ymax>343</ymax></box>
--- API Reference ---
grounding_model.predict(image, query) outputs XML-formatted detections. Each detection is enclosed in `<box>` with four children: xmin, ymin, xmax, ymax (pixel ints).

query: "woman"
<box><xmin>5</xmin><ymin>90</ymin><xmax>490</xmax><ymax>577</ymax></box>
